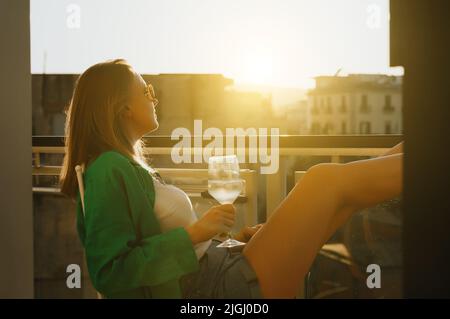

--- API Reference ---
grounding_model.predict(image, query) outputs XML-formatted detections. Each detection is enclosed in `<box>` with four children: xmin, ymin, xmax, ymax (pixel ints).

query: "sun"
<box><xmin>235</xmin><ymin>50</ymin><xmax>274</xmax><ymax>86</ymax></box>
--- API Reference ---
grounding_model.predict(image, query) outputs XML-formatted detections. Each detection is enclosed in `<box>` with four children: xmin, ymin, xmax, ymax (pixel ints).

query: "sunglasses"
<box><xmin>144</xmin><ymin>83</ymin><xmax>159</xmax><ymax>107</ymax></box>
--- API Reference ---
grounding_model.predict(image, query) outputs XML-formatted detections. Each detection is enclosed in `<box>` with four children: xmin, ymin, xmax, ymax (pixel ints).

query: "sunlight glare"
<box><xmin>235</xmin><ymin>49</ymin><xmax>274</xmax><ymax>86</ymax></box>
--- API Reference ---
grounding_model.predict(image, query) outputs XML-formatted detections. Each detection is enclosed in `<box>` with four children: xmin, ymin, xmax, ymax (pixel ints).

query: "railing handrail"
<box><xmin>32</xmin><ymin>134</ymin><xmax>402</xmax><ymax>219</ymax></box>
<box><xmin>32</xmin><ymin>134</ymin><xmax>403</xmax><ymax>149</ymax></box>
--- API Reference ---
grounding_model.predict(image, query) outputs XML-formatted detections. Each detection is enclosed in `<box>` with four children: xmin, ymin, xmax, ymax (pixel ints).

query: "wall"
<box><xmin>0</xmin><ymin>0</ymin><xmax>34</xmax><ymax>298</ymax></box>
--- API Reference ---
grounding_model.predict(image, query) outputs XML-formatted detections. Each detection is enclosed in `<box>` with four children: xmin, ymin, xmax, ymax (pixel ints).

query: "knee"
<box><xmin>300</xmin><ymin>162</ymin><xmax>344</xmax><ymax>193</ymax></box>
<box><xmin>306</xmin><ymin>162</ymin><xmax>342</xmax><ymax>179</ymax></box>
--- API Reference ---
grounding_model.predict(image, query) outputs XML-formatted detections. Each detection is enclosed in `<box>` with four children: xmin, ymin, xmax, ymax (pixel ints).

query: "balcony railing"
<box><xmin>32</xmin><ymin>135</ymin><xmax>403</xmax><ymax>224</ymax></box>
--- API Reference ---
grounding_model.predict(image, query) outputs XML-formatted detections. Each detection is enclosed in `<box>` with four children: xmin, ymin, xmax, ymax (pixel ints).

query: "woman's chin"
<box><xmin>149</xmin><ymin>122</ymin><xmax>159</xmax><ymax>133</ymax></box>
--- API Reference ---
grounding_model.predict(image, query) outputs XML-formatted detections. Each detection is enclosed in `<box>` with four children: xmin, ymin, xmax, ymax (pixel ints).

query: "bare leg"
<box><xmin>321</xmin><ymin>153</ymin><xmax>403</xmax><ymax>248</ymax></box>
<box><xmin>242</xmin><ymin>153</ymin><xmax>403</xmax><ymax>298</ymax></box>
<box><xmin>380</xmin><ymin>141</ymin><xmax>403</xmax><ymax>157</ymax></box>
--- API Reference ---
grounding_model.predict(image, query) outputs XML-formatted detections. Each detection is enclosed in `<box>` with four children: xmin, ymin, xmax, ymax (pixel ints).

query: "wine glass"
<box><xmin>208</xmin><ymin>155</ymin><xmax>245</xmax><ymax>248</ymax></box>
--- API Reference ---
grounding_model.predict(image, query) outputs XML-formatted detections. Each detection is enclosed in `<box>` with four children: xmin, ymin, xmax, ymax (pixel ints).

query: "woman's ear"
<box><xmin>121</xmin><ymin>105</ymin><xmax>133</xmax><ymax>119</ymax></box>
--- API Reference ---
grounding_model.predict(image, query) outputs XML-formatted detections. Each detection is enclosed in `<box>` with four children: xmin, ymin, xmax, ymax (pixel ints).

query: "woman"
<box><xmin>60</xmin><ymin>59</ymin><xmax>403</xmax><ymax>299</ymax></box>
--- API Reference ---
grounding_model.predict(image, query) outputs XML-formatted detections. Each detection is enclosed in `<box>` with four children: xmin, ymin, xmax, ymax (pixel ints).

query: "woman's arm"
<box><xmin>80</xmin><ymin>154</ymin><xmax>199</xmax><ymax>296</ymax></box>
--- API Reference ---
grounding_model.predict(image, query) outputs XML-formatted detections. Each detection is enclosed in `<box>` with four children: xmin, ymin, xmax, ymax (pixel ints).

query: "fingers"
<box><xmin>244</xmin><ymin>227</ymin><xmax>258</xmax><ymax>237</ymax></box>
<box><xmin>218</xmin><ymin>215</ymin><xmax>233</xmax><ymax>233</ymax></box>
<box><xmin>241</xmin><ymin>228</ymin><xmax>256</xmax><ymax>241</ymax></box>
<box><xmin>207</xmin><ymin>204</ymin><xmax>237</xmax><ymax>234</ymax></box>
<box><xmin>245</xmin><ymin>224</ymin><xmax>263</xmax><ymax>232</ymax></box>
<box><xmin>242</xmin><ymin>223</ymin><xmax>264</xmax><ymax>239</ymax></box>
<box><xmin>222</xmin><ymin>218</ymin><xmax>234</xmax><ymax>227</ymax></box>
<box><xmin>216</xmin><ymin>204</ymin><xmax>236</xmax><ymax>214</ymax></box>
<box><xmin>220</xmin><ymin>224</ymin><xmax>233</xmax><ymax>233</ymax></box>
<box><xmin>215</xmin><ymin>205</ymin><xmax>236</xmax><ymax>222</ymax></box>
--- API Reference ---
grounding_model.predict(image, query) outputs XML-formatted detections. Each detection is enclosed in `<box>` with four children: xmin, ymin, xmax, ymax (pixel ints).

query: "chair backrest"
<box><xmin>75</xmin><ymin>164</ymin><xmax>86</xmax><ymax>216</ymax></box>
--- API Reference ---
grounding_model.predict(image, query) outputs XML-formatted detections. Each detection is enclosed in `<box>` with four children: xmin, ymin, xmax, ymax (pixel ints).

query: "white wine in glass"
<box><xmin>208</xmin><ymin>155</ymin><xmax>245</xmax><ymax>248</ymax></box>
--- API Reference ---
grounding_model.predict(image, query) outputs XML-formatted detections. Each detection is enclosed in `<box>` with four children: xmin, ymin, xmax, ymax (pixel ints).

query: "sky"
<box><xmin>30</xmin><ymin>0</ymin><xmax>395</xmax><ymax>88</ymax></box>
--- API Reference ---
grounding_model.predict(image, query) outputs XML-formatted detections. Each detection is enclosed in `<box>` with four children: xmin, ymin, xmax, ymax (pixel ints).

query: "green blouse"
<box><xmin>76</xmin><ymin>150</ymin><xmax>200</xmax><ymax>299</ymax></box>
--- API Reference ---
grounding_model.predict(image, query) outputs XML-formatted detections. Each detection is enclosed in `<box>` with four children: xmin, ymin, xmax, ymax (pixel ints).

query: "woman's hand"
<box><xmin>233</xmin><ymin>223</ymin><xmax>264</xmax><ymax>243</ymax></box>
<box><xmin>185</xmin><ymin>204</ymin><xmax>236</xmax><ymax>245</ymax></box>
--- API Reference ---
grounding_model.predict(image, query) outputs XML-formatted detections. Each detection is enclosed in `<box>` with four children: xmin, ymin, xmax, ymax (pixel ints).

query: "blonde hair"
<box><xmin>60</xmin><ymin>59</ymin><xmax>151</xmax><ymax>199</ymax></box>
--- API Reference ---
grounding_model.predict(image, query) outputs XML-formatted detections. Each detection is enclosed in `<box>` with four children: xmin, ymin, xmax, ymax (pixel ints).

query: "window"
<box><xmin>311</xmin><ymin>122</ymin><xmax>321</xmax><ymax>134</ymax></box>
<box><xmin>341</xmin><ymin>121</ymin><xmax>347</xmax><ymax>134</ymax></box>
<box><xmin>385</xmin><ymin>121</ymin><xmax>392</xmax><ymax>134</ymax></box>
<box><xmin>359</xmin><ymin>121</ymin><xmax>371</xmax><ymax>134</ymax></box>
<box><xmin>385</xmin><ymin>95</ymin><xmax>391</xmax><ymax>107</ymax></box>
<box><xmin>327</xmin><ymin>96</ymin><xmax>333</xmax><ymax>114</ymax></box>
<box><xmin>311</xmin><ymin>106</ymin><xmax>319</xmax><ymax>115</ymax></box>
<box><xmin>311</xmin><ymin>96</ymin><xmax>319</xmax><ymax>114</ymax></box>
<box><xmin>383</xmin><ymin>95</ymin><xmax>395</xmax><ymax>113</ymax></box>
<box><xmin>323</xmin><ymin>122</ymin><xmax>334</xmax><ymax>134</ymax></box>
<box><xmin>327</xmin><ymin>106</ymin><xmax>333</xmax><ymax>114</ymax></box>
<box><xmin>360</xmin><ymin>94</ymin><xmax>370</xmax><ymax>113</ymax></box>
<box><xmin>340</xmin><ymin>95</ymin><xmax>347</xmax><ymax>113</ymax></box>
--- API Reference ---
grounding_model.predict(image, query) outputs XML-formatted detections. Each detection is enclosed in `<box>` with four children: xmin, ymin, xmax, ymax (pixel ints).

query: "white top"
<box><xmin>152</xmin><ymin>176</ymin><xmax>212</xmax><ymax>260</ymax></box>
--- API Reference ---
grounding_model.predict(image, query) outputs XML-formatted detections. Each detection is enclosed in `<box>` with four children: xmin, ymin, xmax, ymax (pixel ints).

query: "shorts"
<box><xmin>180</xmin><ymin>239</ymin><xmax>263</xmax><ymax>299</ymax></box>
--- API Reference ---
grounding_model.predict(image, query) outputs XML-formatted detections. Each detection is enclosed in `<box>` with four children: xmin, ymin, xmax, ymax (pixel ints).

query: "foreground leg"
<box><xmin>319</xmin><ymin>153</ymin><xmax>403</xmax><ymax>247</ymax></box>
<box><xmin>242</xmin><ymin>154</ymin><xmax>403</xmax><ymax>298</ymax></box>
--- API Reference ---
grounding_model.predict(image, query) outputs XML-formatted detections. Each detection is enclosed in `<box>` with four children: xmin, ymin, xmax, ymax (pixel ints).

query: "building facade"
<box><xmin>307</xmin><ymin>74</ymin><xmax>403</xmax><ymax>135</ymax></box>
<box><xmin>32</xmin><ymin>74</ymin><xmax>274</xmax><ymax>137</ymax></box>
